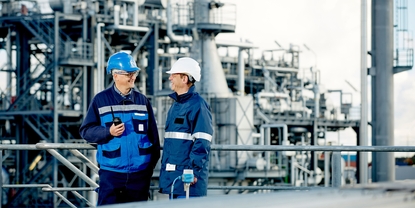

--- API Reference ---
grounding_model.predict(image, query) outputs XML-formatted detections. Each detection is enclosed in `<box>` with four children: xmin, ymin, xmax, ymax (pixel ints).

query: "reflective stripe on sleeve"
<box><xmin>165</xmin><ymin>132</ymin><xmax>212</xmax><ymax>142</ymax></box>
<box><xmin>164</xmin><ymin>132</ymin><xmax>193</xmax><ymax>141</ymax></box>
<box><xmin>192</xmin><ymin>132</ymin><xmax>212</xmax><ymax>142</ymax></box>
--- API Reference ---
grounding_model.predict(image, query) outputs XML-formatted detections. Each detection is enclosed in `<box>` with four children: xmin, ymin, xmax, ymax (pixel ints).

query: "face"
<box><xmin>169</xmin><ymin>73</ymin><xmax>188</xmax><ymax>94</ymax></box>
<box><xmin>114</xmin><ymin>70</ymin><xmax>139</xmax><ymax>89</ymax></box>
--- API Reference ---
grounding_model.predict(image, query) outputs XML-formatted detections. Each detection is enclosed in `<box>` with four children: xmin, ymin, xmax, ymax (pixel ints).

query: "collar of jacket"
<box><xmin>169</xmin><ymin>85</ymin><xmax>196</xmax><ymax>103</ymax></box>
<box><xmin>111</xmin><ymin>84</ymin><xmax>135</xmax><ymax>104</ymax></box>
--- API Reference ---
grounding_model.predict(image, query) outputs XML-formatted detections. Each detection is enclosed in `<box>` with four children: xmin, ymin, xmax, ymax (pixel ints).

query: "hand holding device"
<box><xmin>110</xmin><ymin>106</ymin><xmax>122</xmax><ymax>126</ymax></box>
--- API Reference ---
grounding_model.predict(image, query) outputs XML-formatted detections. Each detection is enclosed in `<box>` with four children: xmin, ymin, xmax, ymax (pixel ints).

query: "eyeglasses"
<box><xmin>115</xmin><ymin>71</ymin><xmax>139</xmax><ymax>77</ymax></box>
<box><xmin>171</xmin><ymin>73</ymin><xmax>194</xmax><ymax>82</ymax></box>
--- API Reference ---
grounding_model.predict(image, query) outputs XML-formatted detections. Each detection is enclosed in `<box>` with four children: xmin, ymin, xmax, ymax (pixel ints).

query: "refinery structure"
<box><xmin>0</xmin><ymin>0</ymin><xmax>413</xmax><ymax>207</ymax></box>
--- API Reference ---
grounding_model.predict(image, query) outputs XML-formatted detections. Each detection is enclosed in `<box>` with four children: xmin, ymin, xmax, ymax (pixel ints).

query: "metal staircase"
<box><xmin>0</xmin><ymin>13</ymin><xmax>91</xmax><ymax>207</ymax></box>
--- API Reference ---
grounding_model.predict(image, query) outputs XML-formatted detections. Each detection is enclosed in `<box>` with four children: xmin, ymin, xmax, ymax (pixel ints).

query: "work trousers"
<box><xmin>97</xmin><ymin>168</ymin><xmax>153</xmax><ymax>206</ymax></box>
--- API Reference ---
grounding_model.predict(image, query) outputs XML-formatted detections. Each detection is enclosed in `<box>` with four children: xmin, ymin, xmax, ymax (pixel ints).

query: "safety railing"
<box><xmin>1</xmin><ymin>143</ymin><xmax>415</xmax><ymax>207</ymax></box>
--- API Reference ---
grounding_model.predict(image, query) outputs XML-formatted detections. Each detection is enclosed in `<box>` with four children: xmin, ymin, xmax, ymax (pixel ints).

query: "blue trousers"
<box><xmin>97</xmin><ymin>168</ymin><xmax>153</xmax><ymax>206</ymax></box>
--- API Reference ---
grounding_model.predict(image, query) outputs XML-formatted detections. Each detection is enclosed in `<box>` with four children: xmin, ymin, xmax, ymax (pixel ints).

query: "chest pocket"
<box><xmin>171</xmin><ymin>103</ymin><xmax>189</xmax><ymax>125</ymax></box>
<box><xmin>132</xmin><ymin>113</ymin><xmax>148</xmax><ymax>134</ymax></box>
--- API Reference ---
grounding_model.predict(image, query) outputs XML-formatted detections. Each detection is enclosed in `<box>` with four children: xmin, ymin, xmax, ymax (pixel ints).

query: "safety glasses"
<box><xmin>115</xmin><ymin>71</ymin><xmax>139</xmax><ymax>77</ymax></box>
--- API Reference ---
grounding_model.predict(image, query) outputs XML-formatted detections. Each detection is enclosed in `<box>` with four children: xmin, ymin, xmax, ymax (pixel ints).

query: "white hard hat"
<box><xmin>166</xmin><ymin>57</ymin><xmax>201</xmax><ymax>82</ymax></box>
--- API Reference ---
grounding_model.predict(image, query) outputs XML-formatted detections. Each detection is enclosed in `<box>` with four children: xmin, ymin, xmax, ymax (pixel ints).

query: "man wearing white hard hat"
<box><xmin>159</xmin><ymin>57</ymin><xmax>213</xmax><ymax>198</ymax></box>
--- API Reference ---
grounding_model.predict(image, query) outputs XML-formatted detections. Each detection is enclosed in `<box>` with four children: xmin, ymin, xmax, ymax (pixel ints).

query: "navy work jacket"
<box><xmin>79</xmin><ymin>84</ymin><xmax>160</xmax><ymax>173</ymax></box>
<box><xmin>159</xmin><ymin>86</ymin><xmax>213</xmax><ymax>197</ymax></box>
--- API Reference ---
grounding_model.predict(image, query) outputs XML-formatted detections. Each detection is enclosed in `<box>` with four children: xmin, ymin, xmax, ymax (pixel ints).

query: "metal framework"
<box><xmin>0</xmin><ymin>0</ymin><xmax>412</xmax><ymax>207</ymax></box>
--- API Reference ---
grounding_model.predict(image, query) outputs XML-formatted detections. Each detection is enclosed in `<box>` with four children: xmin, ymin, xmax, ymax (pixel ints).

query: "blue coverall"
<box><xmin>80</xmin><ymin>84</ymin><xmax>160</xmax><ymax>205</ymax></box>
<box><xmin>159</xmin><ymin>86</ymin><xmax>213</xmax><ymax>197</ymax></box>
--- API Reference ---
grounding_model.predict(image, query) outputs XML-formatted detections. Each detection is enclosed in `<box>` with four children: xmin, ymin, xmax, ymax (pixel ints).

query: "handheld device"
<box><xmin>182</xmin><ymin>169</ymin><xmax>194</xmax><ymax>199</ymax></box>
<box><xmin>110</xmin><ymin>106</ymin><xmax>122</xmax><ymax>126</ymax></box>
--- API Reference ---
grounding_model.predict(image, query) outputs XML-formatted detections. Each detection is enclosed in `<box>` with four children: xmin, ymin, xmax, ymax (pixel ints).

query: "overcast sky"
<box><xmin>217</xmin><ymin>0</ymin><xmax>415</xmax><ymax>153</ymax></box>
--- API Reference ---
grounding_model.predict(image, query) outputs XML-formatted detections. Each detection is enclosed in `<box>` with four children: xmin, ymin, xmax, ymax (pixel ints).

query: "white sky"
<box><xmin>217</xmin><ymin>0</ymin><xmax>415</xmax><ymax>155</ymax></box>
<box><xmin>0</xmin><ymin>0</ymin><xmax>414</xmax><ymax>155</ymax></box>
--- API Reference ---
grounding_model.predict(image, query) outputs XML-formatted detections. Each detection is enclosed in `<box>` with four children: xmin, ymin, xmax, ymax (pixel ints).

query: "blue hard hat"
<box><xmin>106</xmin><ymin>51</ymin><xmax>140</xmax><ymax>74</ymax></box>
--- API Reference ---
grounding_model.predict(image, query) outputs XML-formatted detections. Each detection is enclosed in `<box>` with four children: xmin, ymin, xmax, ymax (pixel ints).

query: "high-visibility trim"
<box><xmin>99</xmin><ymin>104</ymin><xmax>147</xmax><ymax>114</ymax></box>
<box><xmin>192</xmin><ymin>132</ymin><xmax>212</xmax><ymax>142</ymax></box>
<box><xmin>164</xmin><ymin>132</ymin><xmax>193</xmax><ymax>141</ymax></box>
<box><xmin>164</xmin><ymin>132</ymin><xmax>212</xmax><ymax>142</ymax></box>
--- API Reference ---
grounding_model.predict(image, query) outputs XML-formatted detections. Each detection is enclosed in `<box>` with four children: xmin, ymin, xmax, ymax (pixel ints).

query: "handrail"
<box><xmin>210</xmin><ymin>144</ymin><xmax>415</xmax><ymax>152</ymax></box>
<box><xmin>0</xmin><ymin>143</ymin><xmax>415</xmax><ymax>207</ymax></box>
<box><xmin>1</xmin><ymin>143</ymin><xmax>412</xmax><ymax>152</ymax></box>
<box><xmin>3</xmin><ymin>184</ymin><xmax>77</xmax><ymax>208</ymax></box>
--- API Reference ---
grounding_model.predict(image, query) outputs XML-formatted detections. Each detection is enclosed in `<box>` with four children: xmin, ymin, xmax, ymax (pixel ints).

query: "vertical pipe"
<box><xmin>359</xmin><ymin>0</ymin><xmax>368</xmax><ymax>185</ymax></box>
<box><xmin>133</xmin><ymin>1</ymin><xmax>138</xmax><ymax>27</ymax></box>
<box><xmin>278</xmin><ymin>128</ymin><xmax>282</xmax><ymax>170</ymax></box>
<box><xmin>237</xmin><ymin>49</ymin><xmax>245</xmax><ymax>96</ymax></box>
<box><xmin>96</xmin><ymin>23</ymin><xmax>105</xmax><ymax>94</ymax></box>
<box><xmin>370</xmin><ymin>0</ymin><xmax>377</xmax><ymax>183</ymax></box>
<box><xmin>372</xmin><ymin>0</ymin><xmax>394</xmax><ymax>182</ymax></box>
<box><xmin>6</xmin><ymin>29</ymin><xmax>11</xmax><ymax>109</ymax></box>
<box><xmin>153</xmin><ymin>22</ymin><xmax>159</xmax><ymax>95</ymax></box>
<box><xmin>53</xmin><ymin>12</ymin><xmax>60</xmax><ymax>208</ymax></box>
<box><xmin>265</xmin><ymin>127</ymin><xmax>270</xmax><ymax>171</ymax></box>
<box><xmin>324</xmin><ymin>151</ymin><xmax>330</xmax><ymax>187</ymax></box>
<box><xmin>114</xmin><ymin>5</ymin><xmax>120</xmax><ymax>26</ymax></box>
<box><xmin>332</xmin><ymin>152</ymin><xmax>342</xmax><ymax>188</ymax></box>
<box><xmin>0</xmin><ymin>150</ymin><xmax>3</xmax><ymax>207</ymax></box>
<box><xmin>123</xmin><ymin>3</ymin><xmax>127</xmax><ymax>25</ymax></box>
<box><xmin>312</xmin><ymin>77</ymin><xmax>319</xmax><ymax>177</ymax></box>
<box><xmin>291</xmin><ymin>159</ymin><xmax>295</xmax><ymax>186</ymax></box>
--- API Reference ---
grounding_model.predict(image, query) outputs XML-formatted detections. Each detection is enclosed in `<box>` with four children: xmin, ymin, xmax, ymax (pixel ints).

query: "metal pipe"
<box><xmin>207</xmin><ymin>186</ymin><xmax>326</xmax><ymax>190</ymax></box>
<box><xmin>313</xmin><ymin>75</ymin><xmax>319</xmax><ymax>179</ymax></box>
<box><xmin>36</xmin><ymin>143</ymin><xmax>96</xmax><ymax>150</ymax></box>
<box><xmin>291</xmin><ymin>160</ymin><xmax>296</xmax><ymax>186</ymax></box>
<box><xmin>96</xmin><ymin>23</ymin><xmax>105</xmax><ymax>94</ymax></box>
<box><xmin>89</xmin><ymin>174</ymin><xmax>99</xmax><ymax>206</ymax></box>
<box><xmin>69</xmin><ymin>191</ymin><xmax>94</xmax><ymax>207</ymax></box>
<box><xmin>260</xmin><ymin>124</ymin><xmax>288</xmax><ymax>171</ymax></box>
<box><xmin>69</xmin><ymin>149</ymin><xmax>99</xmax><ymax>174</ymax></box>
<box><xmin>166</xmin><ymin>0</ymin><xmax>191</xmax><ymax>42</ymax></box>
<box><xmin>46</xmin><ymin>149</ymin><xmax>99</xmax><ymax>188</ymax></box>
<box><xmin>210</xmin><ymin>144</ymin><xmax>415</xmax><ymax>152</ymax></box>
<box><xmin>359</xmin><ymin>0</ymin><xmax>368</xmax><ymax>185</ymax></box>
<box><xmin>133</xmin><ymin>1</ymin><xmax>138</xmax><ymax>27</ymax></box>
<box><xmin>123</xmin><ymin>3</ymin><xmax>127</xmax><ymax>25</ymax></box>
<box><xmin>114</xmin><ymin>5</ymin><xmax>120</xmax><ymax>26</ymax></box>
<box><xmin>331</xmin><ymin>152</ymin><xmax>342</xmax><ymax>188</ymax></box>
<box><xmin>42</xmin><ymin>187</ymin><xmax>96</xmax><ymax>191</ymax></box>
<box><xmin>6</xmin><ymin>28</ymin><xmax>12</xmax><ymax>110</ymax></box>
<box><xmin>3</xmin><ymin>184</ymin><xmax>77</xmax><ymax>208</ymax></box>
<box><xmin>237</xmin><ymin>48</ymin><xmax>245</xmax><ymax>95</ymax></box>
<box><xmin>105</xmin><ymin>25</ymin><xmax>149</xmax><ymax>32</ymax></box>
<box><xmin>372</xmin><ymin>0</ymin><xmax>395</xmax><ymax>182</ymax></box>
<box><xmin>53</xmin><ymin>13</ymin><xmax>60</xmax><ymax>208</ymax></box>
<box><xmin>0</xmin><ymin>150</ymin><xmax>2</xmax><ymax>207</ymax></box>
<box><xmin>0</xmin><ymin>144</ymin><xmax>37</xmax><ymax>150</ymax></box>
<box><xmin>5</xmin><ymin>142</ymin><xmax>413</xmax><ymax>152</ymax></box>
<box><xmin>324</xmin><ymin>151</ymin><xmax>330</xmax><ymax>187</ymax></box>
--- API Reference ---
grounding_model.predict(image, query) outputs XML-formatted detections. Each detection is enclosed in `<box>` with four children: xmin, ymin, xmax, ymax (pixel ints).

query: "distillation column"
<box><xmin>371</xmin><ymin>0</ymin><xmax>394</xmax><ymax>182</ymax></box>
<box><xmin>190</xmin><ymin>0</ymin><xmax>232</xmax><ymax>98</ymax></box>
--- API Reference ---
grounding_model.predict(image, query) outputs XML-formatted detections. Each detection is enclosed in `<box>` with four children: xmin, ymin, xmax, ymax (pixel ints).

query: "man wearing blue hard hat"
<box><xmin>80</xmin><ymin>51</ymin><xmax>160</xmax><ymax>206</ymax></box>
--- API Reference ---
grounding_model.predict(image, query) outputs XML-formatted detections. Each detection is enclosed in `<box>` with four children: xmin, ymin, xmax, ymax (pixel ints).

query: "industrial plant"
<box><xmin>0</xmin><ymin>0</ymin><xmax>413</xmax><ymax>207</ymax></box>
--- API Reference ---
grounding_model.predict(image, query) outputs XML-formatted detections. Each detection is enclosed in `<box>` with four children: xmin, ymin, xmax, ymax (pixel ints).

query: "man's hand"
<box><xmin>191</xmin><ymin>177</ymin><xmax>198</xmax><ymax>185</ymax></box>
<box><xmin>110</xmin><ymin>123</ymin><xmax>125</xmax><ymax>136</ymax></box>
